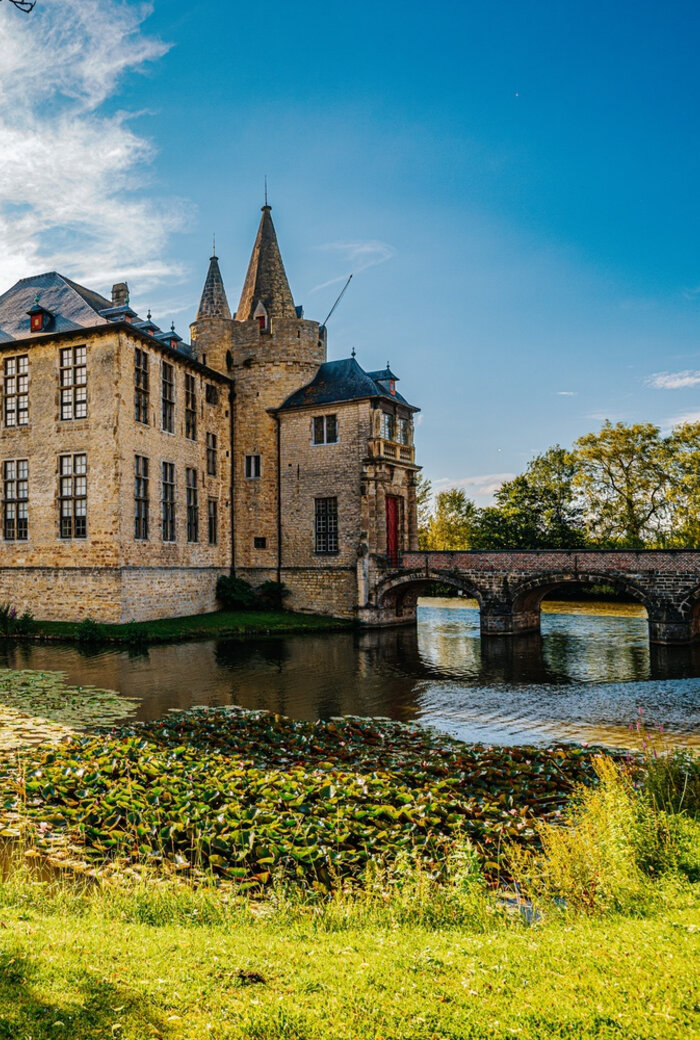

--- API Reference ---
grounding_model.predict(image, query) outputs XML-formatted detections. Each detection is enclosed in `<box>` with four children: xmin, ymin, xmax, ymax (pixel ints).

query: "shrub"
<box><xmin>76</xmin><ymin>617</ymin><xmax>105</xmax><ymax>645</ymax></box>
<box><xmin>256</xmin><ymin>581</ymin><xmax>290</xmax><ymax>611</ymax></box>
<box><xmin>14</xmin><ymin>610</ymin><xmax>34</xmax><ymax>636</ymax></box>
<box><xmin>216</xmin><ymin>575</ymin><xmax>258</xmax><ymax>611</ymax></box>
<box><xmin>0</xmin><ymin>603</ymin><xmax>18</xmax><ymax>636</ymax></box>
<box><xmin>641</xmin><ymin>745</ymin><xmax>700</xmax><ymax>818</ymax></box>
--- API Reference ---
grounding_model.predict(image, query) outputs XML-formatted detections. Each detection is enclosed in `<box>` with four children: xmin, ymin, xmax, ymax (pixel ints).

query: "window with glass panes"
<box><xmin>161</xmin><ymin>462</ymin><xmax>175</xmax><ymax>541</ymax></box>
<box><xmin>134</xmin><ymin>455</ymin><xmax>149</xmax><ymax>540</ymax></box>
<box><xmin>3</xmin><ymin>356</ymin><xmax>28</xmax><ymax>428</ymax></box>
<box><xmin>3</xmin><ymin>460</ymin><xmax>28</xmax><ymax>540</ymax></box>
<box><xmin>206</xmin><ymin>432</ymin><xmax>217</xmax><ymax>476</ymax></box>
<box><xmin>185</xmin><ymin>374</ymin><xmax>197</xmax><ymax>440</ymax></box>
<box><xmin>134</xmin><ymin>348</ymin><xmax>149</xmax><ymax>424</ymax></box>
<box><xmin>59</xmin><ymin>454</ymin><xmax>87</xmax><ymax>538</ymax></box>
<box><xmin>186</xmin><ymin>467</ymin><xmax>198</xmax><ymax>542</ymax></box>
<box><xmin>315</xmin><ymin>497</ymin><xmax>338</xmax><ymax>553</ymax></box>
<box><xmin>312</xmin><ymin>414</ymin><xmax>338</xmax><ymax>444</ymax></box>
<box><xmin>161</xmin><ymin>361</ymin><xmax>174</xmax><ymax>433</ymax></box>
<box><xmin>397</xmin><ymin>417</ymin><xmax>410</xmax><ymax>445</ymax></box>
<box><xmin>208</xmin><ymin>498</ymin><xmax>217</xmax><ymax>544</ymax></box>
<box><xmin>381</xmin><ymin>412</ymin><xmax>395</xmax><ymax>441</ymax></box>
<box><xmin>59</xmin><ymin>346</ymin><xmax>87</xmax><ymax>420</ymax></box>
<box><xmin>245</xmin><ymin>454</ymin><xmax>261</xmax><ymax>479</ymax></box>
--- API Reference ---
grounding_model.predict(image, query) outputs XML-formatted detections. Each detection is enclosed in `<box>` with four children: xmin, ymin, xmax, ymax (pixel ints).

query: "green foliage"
<box><xmin>0</xmin><ymin>603</ymin><xmax>34</xmax><ymax>637</ymax></box>
<box><xmin>75</xmin><ymin>617</ymin><xmax>105</xmax><ymax>645</ymax></box>
<box><xmin>0</xmin><ymin>708</ymin><xmax>601</xmax><ymax>886</ymax></box>
<box><xmin>256</xmin><ymin>580</ymin><xmax>290</xmax><ymax>611</ymax></box>
<box><xmin>510</xmin><ymin>753</ymin><xmax>700</xmax><ymax>914</ymax></box>
<box><xmin>425</xmin><ymin>488</ymin><xmax>477</xmax><ymax>549</ymax></box>
<box><xmin>416</xmin><ymin>475</ymin><xmax>433</xmax><ymax>549</ymax></box>
<box><xmin>215</xmin><ymin>575</ymin><xmax>258</xmax><ymax>610</ymax></box>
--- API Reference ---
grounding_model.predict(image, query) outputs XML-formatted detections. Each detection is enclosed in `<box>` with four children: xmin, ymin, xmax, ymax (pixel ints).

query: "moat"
<box><xmin>2</xmin><ymin>598</ymin><xmax>700</xmax><ymax>747</ymax></box>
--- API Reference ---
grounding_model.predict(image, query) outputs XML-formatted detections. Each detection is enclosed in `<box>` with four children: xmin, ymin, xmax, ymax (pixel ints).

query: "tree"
<box><xmin>415</xmin><ymin>475</ymin><xmax>433</xmax><ymax>549</ymax></box>
<box><xmin>572</xmin><ymin>421</ymin><xmax>671</xmax><ymax>547</ymax></box>
<box><xmin>665</xmin><ymin>422</ymin><xmax>700</xmax><ymax>546</ymax></box>
<box><xmin>1</xmin><ymin>1</ymin><xmax>37</xmax><ymax>11</ymax></box>
<box><xmin>469</xmin><ymin>446</ymin><xmax>586</xmax><ymax>549</ymax></box>
<box><xmin>426</xmin><ymin>488</ymin><xmax>477</xmax><ymax>550</ymax></box>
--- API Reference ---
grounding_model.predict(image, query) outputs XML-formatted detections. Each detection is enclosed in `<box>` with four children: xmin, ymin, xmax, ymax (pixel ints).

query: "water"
<box><xmin>1</xmin><ymin>598</ymin><xmax>700</xmax><ymax>748</ymax></box>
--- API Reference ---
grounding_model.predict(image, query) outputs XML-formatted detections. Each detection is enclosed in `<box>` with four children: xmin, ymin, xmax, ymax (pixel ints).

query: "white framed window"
<box><xmin>245</xmin><ymin>454</ymin><xmax>261</xmax><ymax>479</ymax></box>
<box><xmin>315</xmin><ymin>496</ymin><xmax>338</xmax><ymax>553</ymax></box>
<box><xmin>59</xmin><ymin>346</ymin><xmax>87</xmax><ymax>420</ymax></box>
<box><xmin>59</xmin><ymin>453</ymin><xmax>87</xmax><ymax>538</ymax></box>
<box><xmin>3</xmin><ymin>459</ymin><xmax>28</xmax><ymax>540</ymax></box>
<box><xmin>312</xmin><ymin>414</ymin><xmax>338</xmax><ymax>445</ymax></box>
<box><xmin>3</xmin><ymin>356</ymin><xmax>29</xmax><ymax>427</ymax></box>
<box><xmin>381</xmin><ymin>412</ymin><xmax>395</xmax><ymax>441</ymax></box>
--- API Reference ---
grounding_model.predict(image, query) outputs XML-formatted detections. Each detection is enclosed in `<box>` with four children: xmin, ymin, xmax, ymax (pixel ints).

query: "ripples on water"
<box><xmin>1</xmin><ymin>598</ymin><xmax>699</xmax><ymax>748</ymax></box>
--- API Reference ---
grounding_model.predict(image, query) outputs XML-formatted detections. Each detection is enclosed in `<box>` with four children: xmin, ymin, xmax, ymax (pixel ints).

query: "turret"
<box><xmin>189</xmin><ymin>249</ymin><xmax>234</xmax><ymax>372</ymax></box>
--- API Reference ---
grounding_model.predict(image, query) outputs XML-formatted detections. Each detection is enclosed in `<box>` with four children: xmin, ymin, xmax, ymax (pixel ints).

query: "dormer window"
<box><xmin>389</xmin><ymin>379</ymin><xmax>396</xmax><ymax>396</ymax></box>
<box><xmin>27</xmin><ymin>297</ymin><xmax>54</xmax><ymax>333</ymax></box>
<box><xmin>253</xmin><ymin>301</ymin><xmax>268</xmax><ymax>332</ymax></box>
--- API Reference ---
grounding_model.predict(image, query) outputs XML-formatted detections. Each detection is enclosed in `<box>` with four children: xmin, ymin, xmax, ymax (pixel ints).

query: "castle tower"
<box><xmin>189</xmin><ymin>248</ymin><xmax>234</xmax><ymax>371</ymax></box>
<box><xmin>231</xmin><ymin>204</ymin><xmax>326</xmax><ymax>580</ymax></box>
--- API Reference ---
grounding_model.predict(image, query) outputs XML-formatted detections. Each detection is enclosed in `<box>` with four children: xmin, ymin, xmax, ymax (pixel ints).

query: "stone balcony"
<box><xmin>368</xmin><ymin>437</ymin><xmax>416</xmax><ymax>465</ymax></box>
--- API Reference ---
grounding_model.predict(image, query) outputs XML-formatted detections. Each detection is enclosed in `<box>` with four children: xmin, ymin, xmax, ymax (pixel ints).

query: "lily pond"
<box><xmin>1</xmin><ymin>598</ymin><xmax>699</xmax><ymax>750</ymax></box>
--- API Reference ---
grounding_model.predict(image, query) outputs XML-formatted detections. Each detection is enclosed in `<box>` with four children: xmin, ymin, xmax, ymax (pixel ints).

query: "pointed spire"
<box><xmin>196</xmin><ymin>251</ymin><xmax>231</xmax><ymax>321</ymax></box>
<box><xmin>236</xmin><ymin>205</ymin><xmax>296</xmax><ymax>322</ymax></box>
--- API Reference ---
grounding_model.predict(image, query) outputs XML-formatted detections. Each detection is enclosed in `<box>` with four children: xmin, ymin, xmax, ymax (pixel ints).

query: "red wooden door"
<box><xmin>386</xmin><ymin>496</ymin><xmax>399</xmax><ymax>566</ymax></box>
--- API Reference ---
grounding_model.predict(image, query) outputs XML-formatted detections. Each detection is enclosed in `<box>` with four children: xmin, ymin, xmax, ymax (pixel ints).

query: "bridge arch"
<box><xmin>509</xmin><ymin>571</ymin><xmax>651</xmax><ymax>618</ymax></box>
<box><xmin>374</xmin><ymin>569</ymin><xmax>484</xmax><ymax>619</ymax></box>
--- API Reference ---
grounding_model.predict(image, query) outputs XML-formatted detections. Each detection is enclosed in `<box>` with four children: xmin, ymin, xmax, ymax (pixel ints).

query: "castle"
<box><xmin>0</xmin><ymin>205</ymin><xmax>420</xmax><ymax>623</ymax></box>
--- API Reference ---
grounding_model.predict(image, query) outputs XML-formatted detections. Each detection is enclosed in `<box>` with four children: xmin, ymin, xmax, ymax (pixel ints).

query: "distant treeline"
<box><xmin>419</xmin><ymin>420</ymin><xmax>700</xmax><ymax>550</ymax></box>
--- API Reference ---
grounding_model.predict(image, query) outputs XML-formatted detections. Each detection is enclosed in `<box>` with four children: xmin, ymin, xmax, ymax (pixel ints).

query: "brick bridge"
<box><xmin>358</xmin><ymin>549</ymin><xmax>700</xmax><ymax>644</ymax></box>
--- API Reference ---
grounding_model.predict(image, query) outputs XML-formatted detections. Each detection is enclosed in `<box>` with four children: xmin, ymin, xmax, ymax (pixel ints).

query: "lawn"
<box><xmin>0</xmin><ymin>879</ymin><xmax>698</xmax><ymax>1039</ymax></box>
<box><xmin>28</xmin><ymin>609</ymin><xmax>352</xmax><ymax>645</ymax></box>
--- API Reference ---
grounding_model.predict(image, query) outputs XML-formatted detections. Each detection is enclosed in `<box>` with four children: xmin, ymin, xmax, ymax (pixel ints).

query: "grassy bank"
<box><xmin>19</xmin><ymin>610</ymin><xmax>353</xmax><ymax>646</ymax></box>
<box><xmin>0</xmin><ymin>871</ymin><xmax>698</xmax><ymax>1040</ymax></box>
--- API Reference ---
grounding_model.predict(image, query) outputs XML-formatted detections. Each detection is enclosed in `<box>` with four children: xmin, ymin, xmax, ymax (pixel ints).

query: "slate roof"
<box><xmin>0</xmin><ymin>271</ymin><xmax>112</xmax><ymax>343</ymax></box>
<box><xmin>277</xmin><ymin>357</ymin><xmax>418</xmax><ymax>412</ymax></box>
<box><xmin>196</xmin><ymin>253</ymin><xmax>231</xmax><ymax>320</ymax></box>
<box><xmin>236</xmin><ymin>205</ymin><xmax>297</xmax><ymax>321</ymax></box>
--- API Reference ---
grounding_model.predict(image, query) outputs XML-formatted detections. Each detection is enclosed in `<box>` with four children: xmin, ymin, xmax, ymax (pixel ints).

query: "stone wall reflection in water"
<box><xmin>0</xmin><ymin>598</ymin><xmax>698</xmax><ymax>747</ymax></box>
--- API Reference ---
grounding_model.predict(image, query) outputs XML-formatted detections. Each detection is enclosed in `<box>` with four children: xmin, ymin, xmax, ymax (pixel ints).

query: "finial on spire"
<box><xmin>351</xmin><ymin>347</ymin><xmax>356</xmax><ymax>359</ymax></box>
<box><xmin>212</xmin><ymin>233</ymin><xmax>216</xmax><ymax>259</ymax></box>
<box><xmin>264</xmin><ymin>175</ymin><xmax>268</xmax><ymax>208</ymax></box>
<box><xmin>147</xmin><ymin>308</ymin><xmax>152</xmax><ymax>321</ymax></box>
<box><xmin>171</xmin><ymin>321</ymin><xmax>175</xmax><ymax>333</ymax></box>
<box><xmin>387</xmin><ymin>360</ymin><xmax>390</xmax><ymax>369</ymax></box>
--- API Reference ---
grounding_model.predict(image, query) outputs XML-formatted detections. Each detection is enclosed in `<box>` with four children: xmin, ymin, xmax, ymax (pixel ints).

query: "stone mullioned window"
<box><xmin>206</xmin><ymin>432</ymin><xmax>217</xmax><ymax>476</ymax></box>
<box><xmin>134</xmin><ymin>348</ymin><xmax>149</xmax><ymax>424</ymax></box>
<box><xmin>208</xmin><ymin>498</ymin><xmax>217</xmax><ymax>545</ymax></box>
<box><xmin>134</xmin><ymin>455</ymin><xmax>149</xmax><ymax>540</ymax></box>
<box><xmin>59</xmin><ymin>346</ymin><xmax>87</xmax><ymax>421</ymax></box>
<box><xmin>3</xmin><ymin>459</ymin><xmax>28</xmax><ymax>541</ymax></box>
<box><xmin>186</xmin><ymin>467</ymin><xmax>198</xmax><ymax>542</ymax></box>
<box><xmin>59</xmin><ymin>453</ymin><xmax>87</xmax><ymax>539</ymax></box>
<box><xmin>161</xmin><ymin>361</ymin><xmax>175</xmax><ymax>433</ymax></box>
<box><xmin>312</xmin><ymin>414</ymin><xmax>337</xmax><ymax>445</ymax></box>
<box><xmin>185</xmin><ymin>374</ymin><xmax>197</xmax><ymax>440</ymax></box>
<box><xmin>161</xmin><ymin>461</ymin><xmax>176</xmax><ymax>542</ymax></box>
<box><xmin>3</xmin><ymin>355</ymin><xmax>29</xmax><ymax>428</ymax></box>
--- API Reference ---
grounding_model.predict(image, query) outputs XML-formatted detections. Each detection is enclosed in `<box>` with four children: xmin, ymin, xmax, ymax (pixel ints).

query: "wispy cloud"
<box><xmin>433</xmin><ymin>472</ymin><xmax>515</xmax><ymax>498</ymax></box>
<box><xmin>665</xmin><ymin>410</ymin><xmax>700</xmax><ymax>429</ymax></box>
<box><xmin>309</xmin><ymin>240</ymin><xmax>396</xmax><ymax>294</ymax></box>
<box><xmin>0</xmin><ymin>0</ymin><xmax>188</xmax><ymax>296</ymax></box>
<box><xmin>646</xmin><ymin>370</ymin><xmax>700</xmax><ymax>390</ymax></box>
<box><xmin>556</xmin><ymin>390</ymin><xmax>576</xmax><ymax>396</ymax></box>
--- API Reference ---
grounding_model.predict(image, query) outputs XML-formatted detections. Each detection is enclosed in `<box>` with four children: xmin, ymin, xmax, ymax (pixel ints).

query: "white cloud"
<box><xmin>433</xmin><ymin>472</ymin><xmax>515</xmax><ymax>498</ymax></box>
<box><xmin>665</xmin><ymin>410</ymin><xmax>700</xmax><ymax>428</ymax></box>
<box><xmin>646</xmin><ymin>370</ymin><xmax>700</xmax><ymax>390</ymax></box>
<box><xmin>0</xmin><ymin>0</ymin><xmax>188</xmax><ymax>296</ymax></box>
<box><xmin>309</xmin><ymin>240</ymin><xmax>396</xmax><ymax>294</ymax></box>
<box><xmin>556</xmin><ymin>390</ymin><xmax>576</xmax><ymax>396</ymax></box>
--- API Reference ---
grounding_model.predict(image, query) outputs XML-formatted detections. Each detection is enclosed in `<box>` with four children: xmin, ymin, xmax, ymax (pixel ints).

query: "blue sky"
<box><xmin>2</xmin><ymin>0</ymin><xmax>700</xmax><ymax>499</ymax></box>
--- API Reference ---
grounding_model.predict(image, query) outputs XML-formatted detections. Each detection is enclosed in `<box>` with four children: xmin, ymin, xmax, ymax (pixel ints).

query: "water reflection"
<box><xmin>1</xmin><ymin>599</ymin><xmax>699</xmax><ymax>748</ymax></box>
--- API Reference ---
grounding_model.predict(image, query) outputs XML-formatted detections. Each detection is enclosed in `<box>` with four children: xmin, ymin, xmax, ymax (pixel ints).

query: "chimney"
<box><xmin>112</xmin><ymin>282</ymin><xmax>129</xmax><ymax>307</ymax></box>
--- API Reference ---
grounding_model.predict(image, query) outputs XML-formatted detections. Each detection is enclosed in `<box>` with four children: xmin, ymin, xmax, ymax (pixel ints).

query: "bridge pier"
<box><xmin>480</xmin><ymin>607</ymin><xmax>540</xmax><ymax>637</ymax></box>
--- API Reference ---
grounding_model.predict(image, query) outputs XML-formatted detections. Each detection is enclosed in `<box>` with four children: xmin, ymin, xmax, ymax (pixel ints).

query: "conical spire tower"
<box><xmin>236</xmin><ymin>205</ymin><xmax>296</xmax><ymax>321</ymax></box>
<box><xmin>196</xmin><ymin>250</ymin><xmax>231</xmax><ymax>321</ymax></box>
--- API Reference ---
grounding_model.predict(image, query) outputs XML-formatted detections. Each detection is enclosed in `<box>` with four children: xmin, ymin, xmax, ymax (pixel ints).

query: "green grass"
<box><xmin>0</xmin><ymin>873</ymin><xmax>697</xmax><ymax>1039</ymax></box>
<box><xmin>25</xmin><ymin>610</ymin><xmax>352</xmax><ymax>645</ymax></box>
